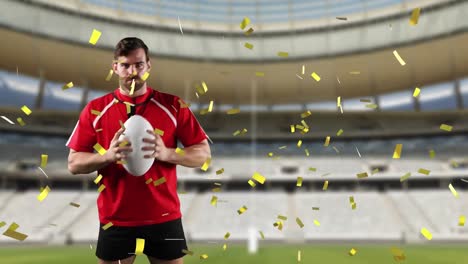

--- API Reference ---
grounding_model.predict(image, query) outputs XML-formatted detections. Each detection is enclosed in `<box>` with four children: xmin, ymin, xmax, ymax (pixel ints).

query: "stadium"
<box><xmin>1</xmin><ymin>0</ymin><xmax>468</xmax><ymax>263</ymax></box>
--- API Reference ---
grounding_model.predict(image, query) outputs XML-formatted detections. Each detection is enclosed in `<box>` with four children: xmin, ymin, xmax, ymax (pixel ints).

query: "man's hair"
<box><xmin>114</xmin><ymin>37</ymin><xmax>149</xmax><ymax>61</ymax></box>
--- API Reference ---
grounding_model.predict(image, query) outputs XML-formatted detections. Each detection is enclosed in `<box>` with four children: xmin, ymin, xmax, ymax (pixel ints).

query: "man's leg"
<box><xmin>98</xmin><ymin>255</ymin><xmax>136</xmax><ymax>264</ymax></box>
<box><xmin>147</xmin><ymin>256</ymin><xmax>183</xmax><ymax>264</ymax></box>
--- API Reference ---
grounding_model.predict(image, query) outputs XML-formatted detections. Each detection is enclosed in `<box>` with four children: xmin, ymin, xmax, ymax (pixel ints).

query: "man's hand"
<box><xmin>104</xmin><ymin>127</ymin><xmax>133</xmax><ymax>163</ymax></box>
<box><xmin>142</xmin><ymin>129</ymin><xmax>171</xmax><ymax>161</ymax></box>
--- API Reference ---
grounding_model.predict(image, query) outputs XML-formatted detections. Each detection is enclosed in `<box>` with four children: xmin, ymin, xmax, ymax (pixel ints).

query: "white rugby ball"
<box><xmin>118</xmin><ymin>115</ymin><xmax>155</xmax><ymax>176</ymax></box>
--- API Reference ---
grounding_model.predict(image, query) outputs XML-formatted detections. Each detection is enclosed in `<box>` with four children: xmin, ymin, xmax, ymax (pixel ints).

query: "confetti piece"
<box><xmin>90</xmin><ymin>109</ymin><xmax>101</xmax><ymax>116</ymax></box>
<box><xmin>452</xmin><ymin>161</ymin><xmax>459</xmax><ymax>168</ymax></box>
<box><xmin>244</xmin><ymin>27</ymin><xmax>254</xmax><ymax>36</ymax></box>
<box><xmin>298</xmin><ymin>250</ymin><xmax>302</xmax><ymax>262</ymax></box>
<box><xmin>2</xmin><ymin>223</ymin><xmax>28</xmax><ymax>241</ymax></box>
<box><xmin>418</xmin><ymin>168</ymin><xmax>430</xmax><ymax>175</ymax></box>
<box><xmin>216</xmin><ymin>168</ymin><xmax>224</xmax><ymax>175</ymax></box>
<box><xmin>336</xmin><ymin>17</ymin><xmax>347</xmax><ymax>20</ymax></box>
<box><xmin>201</xmin><ymin>158</ymin><xmax>211</xmax><ymax>171</ymax></box>
<box><xmin>135</xmin><ymin>238</ymin><xmax>145</xmax><ymax>255</ymax></box>
<box><xmin>337</xmin><ymin>96</ymin><xmax>341</xmax><ymax>108</ymax></box>
<box><xmin>233</xmin><ymin>128</ymin><xmax>248</xmax><ymax>136</ymax></box>
<box><xmin>429</xmin><ymin>150</ymin><xmax>435</xmax><ymax>159</ymax></box>
<box><xmin>240</xmin><ymin>17</ymin><xmax>250</xmax><ymax>29</ymax></box>
<box><xmin>224</xmin><ymin>232</ymin><xmax>230</xmax><ymax>240</ymax></box>
<box><xmin>237</xmin><ymin>205</ymin><xmax>247</xmax><ymax>215</ymax></box>
<box><xmin>227</xmin><ymin>108</ymin><xmax>240</xmax><ymax>115</ymax></box>
<box><xmin>0</xmin><ymin>222</ymin><xmax>5</xmax><ymax>228</ymax></box>
<box><xmin>175</xmin><ymin>148</ymin><xmax>185</xmax><ymax>156</ymax></box>
<box><xmin>393</xmin><ymin>144</ymin><xmax>403</xmax><ymax>159</ymax></box>
<box><xmin>349</xmin><ymin>248</ymin><xmax>357</xmax><ymax>256</ymax></box>
<box><xmin>400</xmin><ymin>172</ymin><xmax>411</xmax><ymax>182</ymax></box>
<box><xmin>449</xmin><ymin>183</ymin><xmax>459</xmax><ymax>198</ymax></box>
<box><xmin>297</xmin><ymin>140</ymin><xmax>302</xmax><ymax>148</ymax></box>
<box><xmin>97</xmin><ymin>184</ymin><xmax>106</xmax><ymax>193</ymax></box>
<box><xmin>21</xmin><ymin>105</ymin><xmax>32</xmax><ymax>115</ymax></box>
<box><xmin>212</xmin><ymin>187</ymin><xmax>221</xmax><ymax>192</ymax></box>
<box><xmin>268</xmin><ymin>152</ymin><xmax>274</xmax><ymax>157</ymax></box>
<box><xmin>390</xmin><ymin>247</ymin><xmax>406</xmax><ymax>262</ymax></box>
<box><xmin>200</xmin><ymin>254</ymin><xmax>208</xmax><ymax>260</ymax></box>
<box><xmin>296</xmin><ymin>74</ymin><xmax>303</xmax><ymax>80</ymax></box>
<box><xmin>350</xmin><ymin>71</ymin><xmax>361</xmax><ymax>75</ymax></box>
<box><xmin>300</xmin><ymin>111</ymin><xmax>311</xmax><ymax>118</ymax></box>
<box><xmin>102</xmin><ymin>222</ymin><xmax>113</xmax><ymax>230</ymax></box>
<box><xmin>360</xmin><ymin>98</ymin><xmax>371</xmax><ymax>102</ymax></box>
<box><xmin>312</xmin><ymin>207</ymin><xmax>320</xmax><ymax>210</ymax></box>
<box><xmin>409</xmin><ymin>8</ymin><xmax>421</xmax><ymax>25</ymax></box>
<box><xmin>182</xmin><ymin>249</ymin><xmax>194</xmax><ymax>256</ymax></box>
<box><xmin>459</xmin><ymin>216</ymin><xmax>465</xmax><ymax>226</ymax></box>
<box><xmin>153</xmin><ymin>177</ymin><xmax>167</xmax><ymax>187</ymax></box>
<box><xmin>37</xmin><ymin>186</ymin><xmax>50</xmax><ymax>202</ymax></box>
<box><xmin>89</xmin><ymin>29</ymin><xmax>101</xmax><ymax>45</ymax></box>
<box><xmin>141</xmin><ymin>71</ymin><xmax>150</xmax><ymax>81</ymax></box>
<box><xmin>365</xmin><ymin>103</ymin><xmax>378</xmax><ymax>109</ymax></box>
<box><xmin>17</xmin><ymin>117</ymin><xmax>25</xmax><ymax>126</ymax></box>
<box><xmin>440</xmin><ymin>124</ymin><xmax>453</xmax><ymax>132</ymax></box>
<box><xmin>129</xmin><ymin>79</ymin><xmax>136</xmax><ymax>95</ymax></box>
<box><xmin>1</xmin><ymin>116</ymin><xmax>14</xmax><ymax>124</ymax></box>
<box><xmin>144</xmin><ymin>178</ymin><xmax>153</xmax><ymax>185</ymax></box>
<box><xmin>336</xmin><ymin>129</ymin><xmax>344</xmax><ymax>136</ymax></box>
<box><xmin>273</xmin><ymin>221</ymin><xmax>283</xmax><ymax>230</ymax></box>
<box><xmin>62</xmin><ymin>82</ymin><xmax>74</xmax><ymax>91</ymax></box>
<box><xmin>105</xmin><ymin>69</ymin><xmax>113</xmax><ymax>81</ymax></box>
<box><xmin>278</xmin><ymin>215</ymin><xmax>288</xmax><ymax>221</ymax></box>
<box><xmin>324</xmin><ymin>136</ymin><xmax>330</xmax><ymax>147</ymax></box>
<box><xmin>311</xmin><ymin>72</ymin><xmax>321</xmax><ymax>81</ymax></box>
<box><xmin>244</xmin><ymin>42</ymin><xmax>254</xmax><ymax>50</ymax></box>
<box><xmin>322</xmin><ymin>181</ymin><xmax>329</xmax><ymax>190</ymax></box>
<box><xmin>255</xmin><ymin>72</ymin><xmax>265</xmax><ymax>77</ymax></box>
<box><xmin>421</xmin><ymin>227</ymin><xmax>432</xmax><ymax>240</ymax></box>
<box><xmin>277</xmin><ymin>51</ymin><xmax>289</xmax><ymax>57</ymax></box>
<box><xmin>248</xmin><ymin>179</ymin><xmax>256</xmax><ymax>188</ymax></box>
<box><xmin>357</xmin><ymin>172</ymin><xmax>368</xmax><ymax>179</ymax></box>
<box><xmin>93</xmin><ymin>143</ymin><xmax>107</xmax><ymax>155</ymax></box>
<box><xmin>210</xmin><ymin>196</ymin><xmax>218</xmax><ymax>206</ymax></box>
<box><xmin>69</xmin><ymin>202</ymin><xmax>80</xmax><ymax>207</ymax></box>
<box><xmin>94</xmin><ymin>174</ymin><xmax>103</xmax><ymax>184</ymax></box>
<box><xmin>309</xmin><ymin>167</ymin><xmax>317</xmax><ymax>172</ymax></box>
<box><xmin>413</xmin><ymin>87</ymin><xmax>420</xmax><ymax>97</ymax></box>
<box><xmin>295</xmin><ymin>177</ymin><xmax>303</xmax><ymax>187</ymax></box>
<box><xmin>151</xmin><ymin>128</ymin><xmax>164</xmax><ymax>137</ymax></box>
<box><xmin>252</xmin><ymin>172</ymin><xmax>266</xmax><ymax>184</ymax></box>
<box><xmin>223</xmin><ymin>243</ymin><xmax>227</xmax><ymax>251</ymax></box>
<box><xmin>393</xmin><ymin>50</ymin><xmax>406</xmax><ymax>66</ymax></box>
<box><xmin>304</xmin><ymin>149</ymin><xmax>309</xmax><ymax>157</ymax></box>
<box><xmin>313</xmin><ymin>219</ymin><xmax>321</xmax><ymax>226</ymax></box>
<box><xmin>207</xmin><ymin>100</ymin><xmax>214</xmax><ymax>113</ymax></box>
<box><xmin>290</xmin><ymin>125</ymin><xmax>295</xmax><ymax>133</ymax></box>
<box><xmin>39</xmin><ymin>154</ymin><xmax>48</xmax><ymax>168</ymax></box>
<box><xmin>296</xmin><ymin>217</ymin><xmax>304</xmax><ymax>228</ymax></box>
<box><xmin>259</xmin><ymin>231</ymin><xmax>265</xmax><ymax>239</ymax></box>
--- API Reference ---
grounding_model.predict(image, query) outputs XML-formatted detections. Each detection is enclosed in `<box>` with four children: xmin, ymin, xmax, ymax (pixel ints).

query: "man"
<box><xmin>67</xmin><ymin>37</ymin><xmax>210</xmax><ymax>264</ymax></box>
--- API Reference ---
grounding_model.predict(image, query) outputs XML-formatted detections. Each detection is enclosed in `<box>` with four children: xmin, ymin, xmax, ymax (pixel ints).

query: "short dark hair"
<box><xmin>114</xmin><ymin>37</ymin><xmax>149</xmax><ymax>61</ymax></box>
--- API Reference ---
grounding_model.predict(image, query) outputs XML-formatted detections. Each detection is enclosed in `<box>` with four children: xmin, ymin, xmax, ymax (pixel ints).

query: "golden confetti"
<box><xmin>145</xmin><ymin>178</ymin><xmax>153</xmax><ymax>184</ymax></box>
<box><xmin>393</xmin><ymin>144</ymin><xmax>403</xmax><ymax>159</ymax></box>
<box><xmin>91</xmin><ymin>109</ymin><xmax>101</xmax><ymax>116</ymax></box>
<box><xmin>268</xmin><ymin>152</ymin><xmax>274</xmax><ymax>157</ymax></box>
<box><xmin>290</xmin><ymin>125</ymin><xmax>295</xmax><ymax>133</ymax></box>
<box><xmin>201</xmin><ymin>158</ymin><xmax>211</xmax><ymax>171</ymax></box>
<box><xmin>277</xmin><ymin>51</ymin><xmax>289</xmax><ymax>57</ymax></box>
<box><xmin>93</xmin><ymin>143</ymin><xmax>107</xmax><ymax>155</ymax></box>
<box><xmin>89</xmin><ymin>29</ymin><xmax>101</xmax><ymax>45</ymax></box>
<box><xmin>141</xmin><ymin>71</ymin><xmax>150</xmax><ymax>81</ymax></box>
<box><xmin>366</xmin><ymin>103</ymin><xmax>378</xmax><ymax>109</ymax></box>
<box><xmin>336</xmin><ymin>129</ymin><xmax>344</xmax><ymax>136</ymax></box>
<box><xmin>360</xmin><ymin>98</ymin><xmax>371</xmax><ymax>102</ymax></box>
<box><xmin>2</xmin><ymin>223</ymin><xmax>28</xmax><ymax>241</ymax></box>
<box><xmin>248</xmin><ymin>179</ymin><xmax>256</xmax><ymax>188</ymax></box>
<box><xmin>224</xmin><ymin>232</ymin><xmax>230</xmax><ymax>240</ymax></box>
<box><xmin>300</xmin><ymin>110</ymin><xmax>311</xmax><ymax>118</ymax></box>
<box><xmin>324</xmin><ymin>136</ymin><xmax>330</xmax><ymax>147</ymax></box>
<box><xmin>37</xmin><ymin>186</ymin><xmax>50</xmax><ymax>202</ymax></box>
<box><xmin>336</xmin><ymin>17</ymin><xmax>347</xmax><ymax>20</ymax></box>
<box><xmin>244</xmin><ymin>27</ymin><xmax>254</xmax><ymax>36</ymax></box>
<box><xmin>273</xmin><ymin>221</ymin><xmax>283</xmax><ymax>231</ymax></box>
<box><xmin>153</xmin><ymin>177</ymin><xmax>167</xmax><ymax>187</ymax></box>
<box><xmin>94</xmin><ymin>174</ymin><xmax>103</xmax><ymax>184</ymax></box>
<box><xmin>40</xmin><ymin>154</ymin><xmax>48</xmax><ymax>168</ymax></box>
<box><xmin>207</xmin><ymin>101</ymin><xmax>214</xmax><ymax>112</ymax></box>
<box><xmin>210</xmin><ymin>196</ymin><xmax>218</xmax><ymax>206</ymax></box>
<box><xmin>135</xmin><ymin>238</ymin><xmax>145</xmax><ymax>255</ymax></box>
<box><xmin>227</xmin><ymin>108</ymin><xmax>240</xmax><ymax>115</ymax></box>
<box><xmin>17</xmin><ymin>117</ymin><xmax>25</xmax><ymax>126</ymax></box>
<box><xmin>102</xmin><ymin>222</ymin><xmax>113</xmax><ymax>230</ymax></box>
<box><xmin>182</xmin><ymin>249</ymin><xmax>194</xmax><ymax>256</ymax></box>
<box><xmin>69</xmin><ymin>202</ymin><xmax>80</xmax><ymax>208</ymax></box>
<box><xmin>62</xmin><ymin>82</ymin><xmax>74</xmax><ymax>91</ymax></box>
<box><xmin>312</xmin><ymin>207</ymin><xmax>320</xmax><ymax>210</ymax></box>
<box><xmin>244</xmin><ymin>42</ymin><xmax>254</xmax><ymax>50</ymax></box>
<box><xmin>240</xmin><ymin>17</ymin><xmax>250</xmax><ymax>29</ymax></box>
<box><xmin>322</xmin><ymin>181</ymin><xmax>329</xmax><ymax>190</ymax></box>
<box><xmin>429</xmin><ymin>150</ymin><xmax>435</xmax><ymax>159</ymax></box>
<box><xmin>216</xmin><ymin>168</ymin><xmax>224</xmax><ymax>175</ymax></box>
<box><xmin>459</xmin><ymin>216</ymin><xmax>465</xmax><ymax>226</ymax></box>
<box><xmin>418</xmin><ymin>168</ymin><xmax>430</xmax><ymax>175</ymax></box>
<box><xmin>296</xmin><ymin>177</ymin><xmax>303</xmax><ymax>187</ymax></box>
<box><xmin>440</xmin><ymin>124</ymin><xmax>453</xmax><ymax>132</ymax></box>
<box><xmin>152</xmin><ymin>128</ymin><xmax>164</xmax><ymax>136</ymax></box>
<box><xmin>409</xmin><ymin>8</ymin><xmax>421</xmax><ymax>25</ymax></box>
<box><xmin>252</xmin><ymin>172</ymin><xmax>266</xmax><ymax>184</ymax></box>
<box><xmin>105</xmin><ymin>69</ymin><xmax>113</xmax><ymax>81</ymax></box>
<box><xmin>304</xmin><ymin>149</ymin><xmax>309</xmax><ymax>157</ymax></box>
<box><xmin>449</xmin><ymin>183</ymin><xmax>459</xmax><ymax>198</ymax></box>
<box><xmin>311</xmin><ymin>72</ymin><xmax>321</xmax><ymax>81</ymax></box>
<box><xmin>357</xmin><ymin>172</ymin><xmax>368</xmax><ymax>179</ymax></box>
<box><xmin>175</xmin><ymin>147</ymin><xmax>185</xmax><ymax>156</ymax></box>
<box><xmin>297</xmin><ymin>250</ymin><xmax>302</xmax><ymax>262</ymax></box>
<box><xmin>393</xmin><ymin>50</ymin><xmax>406</xmax><ymax>66</ymax></box>
<box><xmin>349</xmin><ymin>71</ymin><xmax>361</xmax><ymax>75</ymax></box>
<box><xmin>349</xmin><ymin>248</ymin><xmax>357</xmax><ymax>256</ymax></box>
<box><xmin>309</xmin><ymin>167</ymin><xmax>317</xmax><ymax>172</ymax></box>
<box><xmin>21</xmin><ymin>105</ymin><xmax>32</xmax><ymax>115</ymax></box>
<box><xmin>390</xmin><ymin>247</ymin><xmax>406</xmax><ymax>262</ymax></box>
<box><xmin>296</xmin><ymin>217</ymin><xmax>304</xmax><ymax>228</ymax></box>
<box><xmin>255</xmin><ymin>71</ymin><xmax>265</xmax><ymax>77</ymax></box>
<box><xmin>237</xmin><ymin>205</ymin><xmax>248</xmax><ymax>215</ymax></box>
<box><xmin>421</xmin><ymin>227</ymin><xmax>432</xmax><ymax>240</ymax></box>
<box><xmin>413</xmin><ymin>87</ymin><xmax>420</xmax><ymax>97</ymax></box>
<box><xmin>259</xmin><ymin>231</ymin><xmax>265</xmax><ymax>239</ymax></box>
<box><xmin>97</xmin><ymin>184</ymin><xmax>106</xmax><ymax>193</ymax></box>
<box><xmin>212</xmin><ymin>187</ymin><xmax>221</xmax><ymax>192</ymax></box>
<box><xmin>297</xmin><ymin>140</ymin><xmax>302</xmax><ymax>148</ymax></box>
<box><xmin>337</xmin><ymin>96</ymin><xmax>341</xmax><ymax>108</ymax></box>
<box><xmin>400</xmin><ymin>172</ymin><xmax>411</xmax><ymax>182</ymax></box>
<box><xmin>278</xmin><ymin>215</ymin><xmax>288</xmax><ymax>221</ymax></box>
<box><xmin>223</xmin><ymin>243</ymin><xmax>227</xmax><ymax>251</ymax></box>
<box><xmin>313</xmin><ymin>219</ymin><xmax>321</xmax><ymax>226</ymax></box>
<box><xmin>129</xmin><ymin>79</ymin><xmax>136</xmax><ymax>95</ymax></box>
<box><xmin>200</xmin><ymin>254</ymin><xmax>208</xmax><ymax>260</ymax></box>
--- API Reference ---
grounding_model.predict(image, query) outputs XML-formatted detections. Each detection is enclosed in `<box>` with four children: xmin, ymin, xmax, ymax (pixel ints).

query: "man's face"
<box><xmin>112</xmin><ymin>48</ymin><xmax>151</xmax><ymax>93</ymax></box>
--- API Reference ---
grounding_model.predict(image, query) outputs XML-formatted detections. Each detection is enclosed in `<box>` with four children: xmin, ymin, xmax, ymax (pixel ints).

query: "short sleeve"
<box><xmin>175</xmin><ymin>101</ymin><xmax>207</xmax><ymax>147</ymax></box>
<box><xmin>66</xmin><ymin>103</ymin><xmax>97</xmax><ymax>152</ymax></box>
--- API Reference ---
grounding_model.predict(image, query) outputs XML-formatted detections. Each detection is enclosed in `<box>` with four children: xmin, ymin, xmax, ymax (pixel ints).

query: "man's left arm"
<box><xmin>142</xmin><ymin>130</ymin><xmax>211</xmax><ymax>168</ymax></box>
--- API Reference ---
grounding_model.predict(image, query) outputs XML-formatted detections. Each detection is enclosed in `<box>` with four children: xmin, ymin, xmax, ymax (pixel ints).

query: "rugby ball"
<box><xmin>118</xmin><ymin>115</ymin><xmax>155</xmax><ymax>176</ymax></box>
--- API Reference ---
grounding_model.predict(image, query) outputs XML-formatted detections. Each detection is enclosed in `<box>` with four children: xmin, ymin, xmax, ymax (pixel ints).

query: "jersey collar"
<box><xmin>114</xmin><ymin>87</ymin><xmax>153</xmax><ymax>105</ymax></box>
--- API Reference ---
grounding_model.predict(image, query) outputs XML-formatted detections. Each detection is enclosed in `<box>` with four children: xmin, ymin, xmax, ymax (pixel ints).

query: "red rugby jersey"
<box><xmin>66</xmin><ymin>87</ymin><xmax>207</xmax><ymax>226</ymax></box>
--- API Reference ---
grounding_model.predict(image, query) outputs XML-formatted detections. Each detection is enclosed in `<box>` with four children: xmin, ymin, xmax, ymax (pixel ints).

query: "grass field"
<box><xmin>0</xmin><ymin>244</ymin><xmax>467</xmax><ymax>264</ymax></box>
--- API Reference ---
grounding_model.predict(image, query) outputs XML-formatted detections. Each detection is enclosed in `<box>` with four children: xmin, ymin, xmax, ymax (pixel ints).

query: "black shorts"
<box><xmin>96</xmin><ymin>218</ymin><xmax>188</xmax><ymax>261</ymax></box>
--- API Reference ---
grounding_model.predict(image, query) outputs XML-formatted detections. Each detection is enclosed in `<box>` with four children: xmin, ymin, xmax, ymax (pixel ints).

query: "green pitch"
<box><xmin>0</xmin><ymin>244</ymin><xmax>467</xmax><ymax>264</ymax></box>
